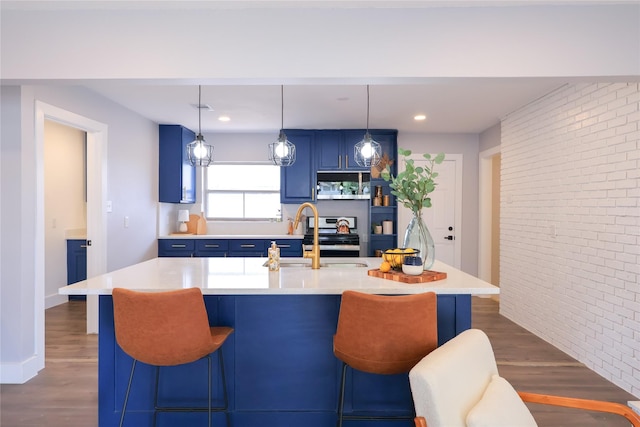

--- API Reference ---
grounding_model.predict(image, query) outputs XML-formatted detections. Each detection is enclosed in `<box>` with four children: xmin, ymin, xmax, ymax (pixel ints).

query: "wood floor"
<box><xmin>0</xmin><ymin>297</ymin><xmax>637</xmax><ymax>427</ymax></box>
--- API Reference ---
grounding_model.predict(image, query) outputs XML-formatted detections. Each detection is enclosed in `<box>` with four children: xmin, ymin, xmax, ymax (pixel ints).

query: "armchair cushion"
<box><xmin>466</xmin><ymin>374</ymin><xmax>538</xmax><ymax>427</ymax></box>
<box><xmin>409</xmin><ymin>329</ymin><xmax>499</xmax><ymax>427</ymax></box>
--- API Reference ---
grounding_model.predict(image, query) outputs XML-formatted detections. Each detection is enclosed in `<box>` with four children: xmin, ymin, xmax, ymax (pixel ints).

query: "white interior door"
<box><xmin>398</xmin><ymin>154</ymin><xmax>462</xmax><ymax>268</ymax></box>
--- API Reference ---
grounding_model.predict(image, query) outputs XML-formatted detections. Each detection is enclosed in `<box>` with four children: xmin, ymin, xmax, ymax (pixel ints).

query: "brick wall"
<box><xmin>500</xmin><ymin>83</ymin><xmax>639</xmax><ymax>397</ymax></box>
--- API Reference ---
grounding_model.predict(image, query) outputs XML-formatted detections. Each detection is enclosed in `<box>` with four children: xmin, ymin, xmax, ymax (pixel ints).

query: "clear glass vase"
<box><xmin>403</xmin><ymin>213</ymin><xmax>435</xmax><ymax>270</ymax></box>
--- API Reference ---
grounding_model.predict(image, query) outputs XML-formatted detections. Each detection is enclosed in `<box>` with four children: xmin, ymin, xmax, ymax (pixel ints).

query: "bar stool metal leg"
<box><xmin>119</xmin><ymin>359</ymin><xmax>138</xmax><ymax>427</ymax></box>
<box><xmin>337</xmin><ymin>362</ymin><xmax>348</xmax><ymax>427</ymax></box>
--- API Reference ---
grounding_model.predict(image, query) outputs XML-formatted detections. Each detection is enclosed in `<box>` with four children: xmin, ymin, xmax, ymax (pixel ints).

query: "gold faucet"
<box><xmin>293</xmin><ymin>202</ymin><xmax>321</xmax><ymax>269</ymax></box>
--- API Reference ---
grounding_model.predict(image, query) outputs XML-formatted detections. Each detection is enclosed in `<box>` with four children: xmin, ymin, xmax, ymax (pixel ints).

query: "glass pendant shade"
<box><xmin>186</xmin><ymin>85</ymin><xmax>214</xmax><ymax>167</ymax></box>
<box><xmin>270</xmin><ymin>85</ymin><xmax>296</xmax><ymax>166</ymax></box>
<box><xmin>354</xmin><ymin>85</ymin><xmax>381</xmax><ymax>168</ymax></box>
<box><xmin>354</xmin><ymin>132</ymin><xmax>381</xmax><ymax>167</ymax></box>
<box><xmin>187</xmin><ymin>134</ymin><xmax>214</xmax><ymax>167</ymax></box>
<box><xmin>269</xmin><ymin>130</ymin><xmax>296</xmax><ymax>166</ymax></box>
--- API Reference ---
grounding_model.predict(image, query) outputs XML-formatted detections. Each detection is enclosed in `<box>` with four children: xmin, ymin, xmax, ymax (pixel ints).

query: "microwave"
<box><xmin>316</xmin><ymin>171</ymin><xmax>371</xmax><ymax>200</ymax></box>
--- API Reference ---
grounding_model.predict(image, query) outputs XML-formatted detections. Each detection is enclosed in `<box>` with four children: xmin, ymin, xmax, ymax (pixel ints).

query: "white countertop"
<box><xmin>59</xmin><ymin>257</ymin><xmax>499</xmax><ymax>296</ymax></box>
<box><xmin>160</xmin><ymin>234</ymin><xmax>304</xmax><ymax>239</ymax></box>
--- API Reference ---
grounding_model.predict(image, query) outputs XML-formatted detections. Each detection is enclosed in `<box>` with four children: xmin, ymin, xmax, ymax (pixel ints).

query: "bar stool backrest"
<box><xmin>112</xmin><ymin>287</ymin><xmax>217</xmax><ymax>366</ymax></box>
<box><xmin>334</xmin><ymin>290</ymin><xmax>438</xmax><ymax>375</ymax></box>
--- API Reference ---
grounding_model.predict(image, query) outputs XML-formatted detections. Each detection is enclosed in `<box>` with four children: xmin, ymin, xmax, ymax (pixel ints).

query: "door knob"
<box><xmin>444</xmin><ymin>235</ymin><xmax>454</xmax><ymax>240</ymax></box>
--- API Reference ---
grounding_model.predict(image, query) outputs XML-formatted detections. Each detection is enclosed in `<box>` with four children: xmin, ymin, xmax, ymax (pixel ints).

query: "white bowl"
<box><xmin>402</xmin><ymin>264</ymin><xmax>423</xmax><ymax>276</ymax></box>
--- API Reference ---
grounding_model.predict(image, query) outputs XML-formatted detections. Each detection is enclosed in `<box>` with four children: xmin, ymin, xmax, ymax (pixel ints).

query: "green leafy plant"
<box><xmin>381</xmin><ymin>149</ymin><xmax>445</xmax><ymax>216</ymax></box>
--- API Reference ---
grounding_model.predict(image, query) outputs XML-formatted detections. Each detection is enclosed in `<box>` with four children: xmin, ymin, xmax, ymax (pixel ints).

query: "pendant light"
<box><xmin>354</xmin><ymin>85</ymin><xmax>381</xmax><ymax>168</ymax></box>
<box><xmin>268</xmin><ymin>85</ymin><xmax>296</xmax><ymax>167</ymax></box>
<box><xmin>186</xmin><ymin>85</ymin><xmax>214</xmax><ymax>167</ymax></box>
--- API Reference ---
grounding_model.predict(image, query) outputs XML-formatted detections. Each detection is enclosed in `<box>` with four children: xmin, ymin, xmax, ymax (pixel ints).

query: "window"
<box><xmin>205</xmin><ymin>164</ymin><xmax>281</xmax><ymax>220</ymax></box>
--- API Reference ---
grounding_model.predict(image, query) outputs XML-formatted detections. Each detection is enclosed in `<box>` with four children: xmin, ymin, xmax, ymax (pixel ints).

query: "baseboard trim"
<box><xmin>45</xmin><ymin>293</ymin><xmax>68</xmax><ymax>309</ymax></box>
<box><xmin>0</xmin><ymin>355</ymin><xmax>42</xmax><ymax>384</ymax></box>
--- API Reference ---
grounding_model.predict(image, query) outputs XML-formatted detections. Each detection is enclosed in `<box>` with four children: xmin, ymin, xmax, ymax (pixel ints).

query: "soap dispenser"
<box><xmin>268</xmin><ymin>241</ymin><xmax>280</xmax><ymax>271</ymax></box>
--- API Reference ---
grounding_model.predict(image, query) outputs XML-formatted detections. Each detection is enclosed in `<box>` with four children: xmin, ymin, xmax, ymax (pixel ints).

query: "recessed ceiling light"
<box><xmin>414</xmin><ymin>114</ymin><xmax>427</xmax><ymax>121</ymax></box>
<box><xmin>218</xmin><ymin>115</ymin><xmax>231</xmax><ymax>122</ymax></box>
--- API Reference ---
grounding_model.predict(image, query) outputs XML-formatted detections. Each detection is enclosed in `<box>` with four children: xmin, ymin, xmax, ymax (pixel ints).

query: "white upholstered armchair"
<box><xmin>409</xmin><ymin>329</ymin><xmax>640</xmax><ymax>427</ymax></box>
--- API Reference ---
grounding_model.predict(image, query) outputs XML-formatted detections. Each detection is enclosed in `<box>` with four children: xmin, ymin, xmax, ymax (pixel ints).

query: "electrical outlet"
<box><xmin>106</xmin><ymin>200</ymin><xmax>113</xmax><ymax>213</ymax></box>
<box><xmin>124</xmin><ymin>216</ymin><xmax>129</xmax><ymax>228</ymax></box>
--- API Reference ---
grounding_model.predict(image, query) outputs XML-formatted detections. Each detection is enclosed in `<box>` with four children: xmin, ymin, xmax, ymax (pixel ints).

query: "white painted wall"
<box><xmin>44</xmin><ymin>120</ymin><xmax>86</xmax><ymax>308</ymax></box>
<box><xmin>0</xmin><ymin>85</ymin><xmax>158</xmax><ymax>382</ymax></box>
<box><xmin>1</xmin><ymin>86</ymin><xmax>43</xmax><ymax>382</ymax></box>
<box><xmin>501</xmin><ymin>83</ymin><xmax>639</xmax><ymax>397</ymax></box>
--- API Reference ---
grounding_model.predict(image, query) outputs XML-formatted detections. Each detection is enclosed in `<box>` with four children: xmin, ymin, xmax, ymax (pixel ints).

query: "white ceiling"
<box><xmin>7</xmin><ymin>1</ymin><xmax>633</xmax><ymax>134</ymax></box>
<box><xmin>83</xmin><ymin>79</ymin><xmax>567</xmax><ymax>134</ymax></box>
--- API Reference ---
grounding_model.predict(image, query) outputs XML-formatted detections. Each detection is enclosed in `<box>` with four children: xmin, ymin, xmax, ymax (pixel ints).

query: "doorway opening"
<box><xmin>35</xmin><ymin>101</ymin><xmax>107</xmax><ymax>338</ymax></box>
<box><xmin>479</xmin><ymin>146</ymin><xmax>501</xmax><ymax>295</ymax></box>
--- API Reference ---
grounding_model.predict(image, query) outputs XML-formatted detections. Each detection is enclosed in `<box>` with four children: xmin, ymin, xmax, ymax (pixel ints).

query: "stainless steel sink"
<box><xmin>263</xmin><ymin>260</ymin><xmax>368</xmax><ymax>268</ymax></box>
<box><xmin>320</xmin><ymin>262</ymin><xmax>368</xmax><ymax>268</ymax></box>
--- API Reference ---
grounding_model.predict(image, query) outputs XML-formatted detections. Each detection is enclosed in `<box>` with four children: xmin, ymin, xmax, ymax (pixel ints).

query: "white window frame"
<box><xmin>204</xmin><ymin>163</ymin><xmax>282</xmax><ymax>221</ymax></box>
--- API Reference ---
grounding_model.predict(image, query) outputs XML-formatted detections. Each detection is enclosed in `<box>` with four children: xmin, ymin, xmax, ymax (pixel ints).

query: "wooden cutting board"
<box><xmin>186</xmin><ymin>214</ymin><xmax>200</xmax><ymax>234</ymax></box>
<box><xmin>368</xmin><ymin>269</ymin><xmax>447</xmax><ymax>284</ymax></box>
<box><xmin>196</xmin><ymin>212</ymin><xmax>207</xmax><ymax>235</ymax></box>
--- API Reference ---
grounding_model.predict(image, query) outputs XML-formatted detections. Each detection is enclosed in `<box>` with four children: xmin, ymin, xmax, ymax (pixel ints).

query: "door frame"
<box><xmin>478</xmin><ymin>145</ymin><xmax>500</xmax><ymax>283</ymax></box>
<box><xmin>36</xmin><ymin>101</ymin><xmax>107</xmax><ymax>334</ymax></box>
<box><xmin>397</xmin><ymin>153</ymin><xmax>463</xmax><ymax>269</ymax></box>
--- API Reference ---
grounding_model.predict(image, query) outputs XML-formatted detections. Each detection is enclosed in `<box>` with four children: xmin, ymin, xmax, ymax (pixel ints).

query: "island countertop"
<box><xmin>59</xmin><ymin>257</ymin><xmax>499</xmax><ymax>296</ymax></box>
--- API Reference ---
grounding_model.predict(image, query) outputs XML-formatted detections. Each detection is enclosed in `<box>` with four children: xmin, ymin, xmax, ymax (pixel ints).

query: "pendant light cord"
<box><xmin>281</xmin><ymin>85</ymin><xmax>284</xmax><ymax>130</ymax></box>
<box><xmin>366</xmin><ymin>84</ymin><xmax>371</xmax><ymax>133</ymax></box>
<box><xmin>198</xmin><ymin>85</ymin><xmax>202</xmax><ymax>136</ymax></box>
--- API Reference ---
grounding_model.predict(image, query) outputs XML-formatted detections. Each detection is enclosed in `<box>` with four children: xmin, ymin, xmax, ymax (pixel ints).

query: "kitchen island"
<box><xmin>60</xmin><ymin>257</ymin><xmax>498</xmax><ymax>427</ymax></box>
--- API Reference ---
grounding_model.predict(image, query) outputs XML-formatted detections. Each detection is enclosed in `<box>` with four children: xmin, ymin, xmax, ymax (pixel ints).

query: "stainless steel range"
<box><xmin>302</xmin><ymin>216</ymin><xmax>360</xmax><ymax>257</ymax></box>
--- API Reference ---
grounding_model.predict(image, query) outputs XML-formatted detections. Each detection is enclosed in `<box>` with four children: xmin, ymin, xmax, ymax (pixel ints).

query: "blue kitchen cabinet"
<box><xmin>159</xmin><ymin>238</ymin><xmax>302</xmax><ymax>258</ymax></box>
<box><xmin>316</xmin><ymin>130</ymin><xmax>373</xmax><ymax>171</ymax></box>
<box><xmin>66</xmin><ymin>239</ymin><xmax>87</xmax><ymax>301</ymax></box>
<box><xmin>273</xmin><ymin>239</ymin><xmax>302</xmax><ymax>257</ymax></box>
<box><xmin>158</xmin><ymin>239</ymin><xmax>196</xmax><ymax>257</ymax></box>
<box><xmin>159</xmin><ymin>124</ymin><xmax>196</xmax><ymax>204</ymax></box>
<box><xmin>280</xmin><ymin>130</ymin><xmax>315</xmax><ymax>204</ymax></box>
<box><xmin>195</xmin><ymin>239</ymin><xmax>228</xmax><ymax>257</ymax></box>
<box><xmin>229</xmin><ymin>239</ymin><xmax>268</xmax><ymax>258</ymax></box>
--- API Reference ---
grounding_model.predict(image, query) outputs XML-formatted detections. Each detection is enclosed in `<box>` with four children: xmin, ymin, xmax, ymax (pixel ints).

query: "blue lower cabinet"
<box><xmin>229</xmin><ymin>239</ymin><xmax>268</xmax><ymax>257</ymax></box>
<box><xmin>98</xmin><ymin>294</ymin><xmax>471</xmax><ymax>426</ymax></box>
<box><xmin>158</xmin><ymin>239</ymin><xmax>195</xmax><ymax>257</ymax></box>
<box><xmin>195</xmin><ymin>239</ymin><xmax>228</xmax><ymax>257</ymax></box>
<box><xmin>66</xmin><ymin>239</ymin><xmax>87</xmax><ymax>301</ymax></box>
<box><xmin>272</xmin><ymin>239</ymin><xmax>302</xmax><ymax>257</ymax></box>
<box><xmin>159</xmin><ymin>238</ymin><xmax>302</xmax><ymax>258</ymax></box>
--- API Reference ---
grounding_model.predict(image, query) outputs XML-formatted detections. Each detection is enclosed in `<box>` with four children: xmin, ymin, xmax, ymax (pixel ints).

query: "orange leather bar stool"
<box><xmin>333</xmin><ymin>290</ymin><xmax>438</xmax><ymax>427</ymax></box>
<box><xmin>112</xmin><ymin>287</ymin><xmax>233</xmax><ymax>427</ymax></box>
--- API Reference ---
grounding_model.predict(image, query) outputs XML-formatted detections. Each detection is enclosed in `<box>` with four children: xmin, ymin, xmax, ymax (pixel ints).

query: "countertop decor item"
<box><xmin>383</xmin><ymin>248</ymin><xmax>419</xmax><ymax>270</ymax></box>
<box><xmin>177</xmin><ymin>209</ymin><xmax>190</xmax><ymax>233</ymax></box>
<box><xmin>196</xmin><ymin>212</ymin><xmax>207</xmax><ymax>235</ymax></box>
<box><xmin>402</xmin><ymin>256</ymin><xmax>424</xmax><ymax>275</ymax></box>
<box><xmin>381</xmin><ymin>149</ymin><xmax>445</xmax><ymax>270</ymax></box>
<box><xmin>367</xmin><ymin>268</ymin><xmax>447</xmax><ymax>283</ymax></box>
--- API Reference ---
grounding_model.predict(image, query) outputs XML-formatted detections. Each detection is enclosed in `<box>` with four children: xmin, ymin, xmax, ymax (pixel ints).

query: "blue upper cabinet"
<box><xmin>317</xmin><ymin>130</ymin><xmax>368</xmax><ymax>171</ymax></box>
<box><xmin>280</xmin><ymin>130</ymin><xmax>316</xmax><ymax>204</ymax></box>
<box><xmin>159</xmin><ymin>124</ymin><xmax>196</xmax><ymax>204</ymax></box>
